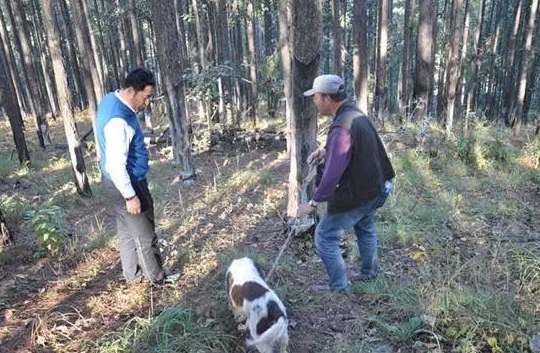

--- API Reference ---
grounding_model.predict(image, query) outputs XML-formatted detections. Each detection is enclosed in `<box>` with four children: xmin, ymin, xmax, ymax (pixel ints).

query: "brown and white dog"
<box><xmin>226</xmin><ymin>257</ymin><xmax>289</xmax><ymax>353</ymax></box>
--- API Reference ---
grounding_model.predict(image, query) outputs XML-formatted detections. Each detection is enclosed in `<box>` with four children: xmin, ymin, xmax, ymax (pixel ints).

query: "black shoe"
<box><xmin>351</xmin><ymin>272</ymin><xmax>377</xmax><ymax>283</ymax></box>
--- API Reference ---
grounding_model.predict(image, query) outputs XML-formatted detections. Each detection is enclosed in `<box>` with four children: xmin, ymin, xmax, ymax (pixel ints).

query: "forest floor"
<box><xmin>0</xmin><ymin>111</ymin><xmax>539</xmax><ymax>353</ymax></box>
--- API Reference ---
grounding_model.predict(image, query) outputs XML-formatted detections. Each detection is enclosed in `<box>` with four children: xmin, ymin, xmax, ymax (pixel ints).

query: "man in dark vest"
<box><xmin>296</xmin><ymin>74</ymin><xmax>395</xmax><ymax>292</ymax></box>
<box><xmin>96</xmin><ymin>68</ymin><xmax>173</xmax><ymax>284</ymax></box>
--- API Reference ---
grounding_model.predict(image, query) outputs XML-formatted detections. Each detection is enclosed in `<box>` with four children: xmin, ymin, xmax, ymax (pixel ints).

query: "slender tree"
<box><xmin>42</xmin><ymin>0</ymin><xmax>92</xmax><ymax>197</ymax></box>
<box><xmin>512</xmin><ymin>0</ymin><xmax>538</xmax><ymax>135</ymax></box>
<box><xmin>413</xmin><ymin>0</ymin><xmax>435</xmax><ymax>120</ymax></box>
<box><xmin>374</xmin><ymin>0</ymin><xmax>389</xmax><ymax>122</ymax></box>
<box><xmin>353</xmin><ymin>0</ymin><xmax>369</xmax><ymax>113</ymax></box>
<box><xmin>246</xmin><ymin>0</ymin><xmax>258</xmax><ymax>125</ymax></box>
<box><xmin>399</xmin><ymin>0</ymin><xmax>414</xmax><ymax>120</ymax></box>
<box><xmin>283</xmin><ymin>0</ymin><xmax>321</xmax><ymax>216</ymax></box>
<box><xmin>12</xmin><ymin>0</ymin><xmax>51</xmax><ymax>148</ymax></box>
<box><xmin>332</xmin><ymin>0</ymin><xmax>345</xmax><ymax>76</ymax></box>
<box><xmin>149</xmin><ymin>1</ymin><xmax>195</xmax><ymax>180</ymax></box>
<box><xmin>0</xmin><ymin>22</ymin><xmax>30</xmax><ymax>166</ymax></box>
<box><xmin>70</xmin><ymin>0</ymin><xmax>102</xmax><ymax>158</ymax></box>
<box><xmin>0</xmin><ymin>3</ymin><xmax>25</xmax><ymax>116</ymax></box>
<box><xmin>443</xmin><ymin>0</ymin><xmax>464</xmax><ymax>134</ymax></box>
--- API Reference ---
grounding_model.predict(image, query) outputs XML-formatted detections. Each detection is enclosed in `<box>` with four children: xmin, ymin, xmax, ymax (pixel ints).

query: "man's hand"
<box><xmin>307</xmin><ymin>148</ymin><xmax>326</xmax><ymax>165</ymax></box>
<box><xmin>126</xmin><ymin>196</ymin><xmax>141</xmax><ymax>214</ymax></box>
<box><xmin>296</xmin><ymin>203</ymin><xmax>316</xmax><ymax>218</ymax></box>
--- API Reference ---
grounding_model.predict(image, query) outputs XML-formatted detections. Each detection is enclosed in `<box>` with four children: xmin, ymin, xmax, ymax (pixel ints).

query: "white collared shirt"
<box><xmin>103</xmin><ymin>91</ymin><xmax>137</xmax><ymax>198</ymax></box>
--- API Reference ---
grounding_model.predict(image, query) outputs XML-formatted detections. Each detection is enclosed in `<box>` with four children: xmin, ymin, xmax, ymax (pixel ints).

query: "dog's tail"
<box><xmin>246</xmin><ymin>317</ymin><xmax>288</xmax><ymax>349</ymax></box>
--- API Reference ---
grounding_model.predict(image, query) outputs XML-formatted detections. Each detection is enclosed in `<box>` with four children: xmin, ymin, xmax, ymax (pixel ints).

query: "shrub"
<box><xmin>25</xmin><ymin>204</ymin><xmax>66</xmax><ymax>257</ymax></box>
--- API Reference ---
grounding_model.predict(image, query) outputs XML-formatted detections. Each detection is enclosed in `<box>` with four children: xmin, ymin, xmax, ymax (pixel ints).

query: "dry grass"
<box><xmin>0</xmin><ymin>113</ymin><xmax>539</xmax><ymax>353</ymax></box>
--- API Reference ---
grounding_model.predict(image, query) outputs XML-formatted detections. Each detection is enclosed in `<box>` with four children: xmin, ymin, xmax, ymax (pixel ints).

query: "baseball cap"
<box><xmin>303</xmin><ymin>74</ymin><xmax>345</xmax><ymax>96</ymax></box>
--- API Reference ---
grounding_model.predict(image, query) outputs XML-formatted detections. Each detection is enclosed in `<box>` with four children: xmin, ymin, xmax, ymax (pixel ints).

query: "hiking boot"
<box><xmin>308</xmin><ymin>284</ymin><xmax>349</xmax><ymax>293</ymax></box>
<box><xmin>350</xmin><ymin>272</ymin><xmax>377</xmax><ymax>283</ymax></box>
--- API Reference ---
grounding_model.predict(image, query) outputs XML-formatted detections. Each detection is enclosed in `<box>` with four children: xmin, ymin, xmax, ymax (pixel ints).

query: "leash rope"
<box><xmin>265</xmin><ymin>160</ymin><xmax>320</xmax><ymax>282</ymax></box>
<box><xmin>265</xmin><ymin>226</ymin><xmax>296</xmax><ymax>282</ymax></box>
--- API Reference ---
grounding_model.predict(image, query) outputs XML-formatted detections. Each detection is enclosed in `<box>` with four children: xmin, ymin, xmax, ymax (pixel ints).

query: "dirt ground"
<box><xmin>2</xmin><ymin>117</ymin><xmax>538</xmax><ymax>353</ymax></box>
<box><xmin>0</xmin><ymin>122</ymin><xmax>407</xmax><ymax>353</ymax></box>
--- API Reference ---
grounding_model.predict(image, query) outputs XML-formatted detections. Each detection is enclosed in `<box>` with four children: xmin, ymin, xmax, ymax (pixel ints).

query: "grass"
<box><xmin>83</xmin><ymin>306</ymin><xmax>234</xmax><ymax>353</ymax></box>
<box><xmin>1</xmin><ymin>113</ymin><xmax>540</xmax><ymax>352</ymax></box>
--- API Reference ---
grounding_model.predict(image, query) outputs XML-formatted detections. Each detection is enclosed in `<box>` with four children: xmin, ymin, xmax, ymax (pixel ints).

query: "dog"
<box><xmin>226</xmin><ymin>257</ymin><xmax>289</xmax><ymax>353</ymax></box>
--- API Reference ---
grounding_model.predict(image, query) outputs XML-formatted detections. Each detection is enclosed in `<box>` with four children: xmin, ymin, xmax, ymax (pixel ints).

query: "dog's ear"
<box><xmin>252</xmin><ymin>259</ymin><xmax>264</xmax><ymax>277</ymax></box>
<box><xmin>226</xmin><ymin>271</ymin><xmax>233</xmax><ymax>293</ymax></box>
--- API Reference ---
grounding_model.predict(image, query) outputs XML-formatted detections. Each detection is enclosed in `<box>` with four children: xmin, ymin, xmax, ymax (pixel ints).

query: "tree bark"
<box><xmin>285</xmin><ymin>0</ymin><xmax>321</xmax><ymax>216</ymax></box>
<box><xmin>413</xmin><ymin>0</ymin><xmax>435</xmax><ymax>120</ymax></box>
<box><xmin>0</xmin><ymin>208</ymin><xmax>13</xmax><ymax>247</ymax></box>
<box><xmin>502</xmin><ymin>0</ymin><xmax>523</xmax><ymax>125</ymax></box>
<box><xmin>0</xmin><ymin>4</ymin><xmax>26</xmax><ymax>116</ymax></box>
<box><xmin>332</xmin><ymin>0</ymin><xmax>345</xmax><ymax>76</ymax></box>
<box><xmin>374</xmin><ymin>0</ymin><xmax>389</xmax><ymax>122</ymax></box>
<box><xmin>70</xmin><ymin>0</ymin><xmax>101</xmax><ymax>158</ymax></box>
<box><xmin>353</xmin><ymin>0</ymin><xmax>369</xmax><ymax>113</ymax></box>
<box><xmin>149</xmin><ymin>1</ymin><xmax>195</xmax><ymax>179</ymax></box>
<box><xmin>465</xmin><ymin>0</ymin><xmax>487</xmax><ymax>132</ymax></box>
<box><xmin>215</xmin><ymin>0</ymin><xmax>231</xmax><ymax>124</ymax></box>
<box><xmin>279</xmin><ymin>0</ymin><xmax>292</xmax><ymax>154</ymax></box>
<box><xmin>512</xmin><ymin>0</ymin><xmax>538</xmax><ymax>135</ymax></box>
<box><xmin>246</xmin><ymin>0</ymin><xmax>258</xmax><ymax>126</ymax></box>
<box><xmin>444</xmin><ymin>0</ymin><xmax>464</xmax><ymax>134</ymax></box>
<box><xmin>0</xmin><ymin>20</ymin><xmax>30</xmax><ymax>166</ymax></box>
<box><xmin>3</xmin><ymin>0</ymin><xmax>33</xmax><ymax>115</ymax></box>
<box><xmin>128</xmin><ymin>0</ymin><xmax>144</xmax><ymax>67</ymax></box>
<box><xmin>399</xmin><ymin>0</ymin><xmax>414</xmax><ymax>120</ymax></box>
<box><xmin>42</xmin><ymin>0</ymin><xmax>92</xmax><ymax>197</ymax></box>
<box><xmin>12</xmin><ymin>0</ymin><xmax>51</xmax><ymax>149</ymax></box>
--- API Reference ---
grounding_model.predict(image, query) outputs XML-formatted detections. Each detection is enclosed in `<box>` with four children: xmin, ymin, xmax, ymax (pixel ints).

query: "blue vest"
<box><xmin>96</xmin><ymin>92</ymin><xmax>149</xmax><ymax>182</ymax></box>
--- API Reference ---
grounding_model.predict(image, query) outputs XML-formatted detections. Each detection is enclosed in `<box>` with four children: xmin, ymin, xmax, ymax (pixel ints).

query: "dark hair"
<box><xmin>122</xmin><ymin>68</ymin><xmax>156</xmax><ymax>91</ymax></box>
<box><xmin>326</xmin><ymin>83</ymin><xmax>347</xmax><ymax>101</ymax></box>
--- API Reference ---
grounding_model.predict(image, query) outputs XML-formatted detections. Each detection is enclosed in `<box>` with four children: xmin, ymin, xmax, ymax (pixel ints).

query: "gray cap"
<box><xmin>303</xmin><ymin>74</ymin><xmax>345</xmax><ymax>96</ymax></box>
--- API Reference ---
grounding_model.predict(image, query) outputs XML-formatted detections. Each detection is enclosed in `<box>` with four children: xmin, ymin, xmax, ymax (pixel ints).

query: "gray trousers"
<box><xmin>103</xmin><ymin>177</ymin><xmax>164</xmax><ymax>283</ymax></box>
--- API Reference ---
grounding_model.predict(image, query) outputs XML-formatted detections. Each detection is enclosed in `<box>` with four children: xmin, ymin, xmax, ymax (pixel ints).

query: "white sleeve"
<box><xmin>103</xmin><ymin>118</ymin><xmax>136</xmax><ymax>198</ymax></box>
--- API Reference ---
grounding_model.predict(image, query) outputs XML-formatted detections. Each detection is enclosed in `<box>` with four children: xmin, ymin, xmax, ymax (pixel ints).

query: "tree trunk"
<box><xmin>444</xmin><ymin>0</ymin><xmax>464</xmax><ymax>135</ymax></box>
<box><xmin>332</xmin><ymin>0</ymin><xmax>345</xmax><ymax>76</ymax></box>
<box><xmin>42</xmin><ymin>0</ymin><xmax>92</xmax><ymax>197</ymax></box>
<box><xmin>0</xmin><ymin>22</ymin><xmax>30</xmax><ymax>166</ymax></box>
<box><xmin>279</xmin><ymin>0</ymin><xmax>292</xmax><ymax>155</ymax></box>
<box><xmin>90</xmin><ymin>0</ymin><xmax>108</xmax><ymax>90</ymax></box>
<box><xmin>129</xmin><ymin>0</ymin><xmax>144</xmax><ymax>67</ymax></box>
<box><xmin>70</xmin><ymin>0</ymin><xmax>101</xmax><ymax>159</ymax></box>
<box><xmin>465</xmin><ymin>0</ymin><xmax>487</xmax><ymax>132</ymax></box>
<box><xmin>455</xmin><ymin>0</ymin><xmax>470</xmax><ymax>124</ymax></box>
<box><xmin>215</xmin><ymin>0</ymin><xmax>231</xmax><ymax>124</ymax></box>
<box><xmin>0</xmin><ymin>208</ymin><xmax>13</xmax><ymax>247</ymax></box>
<box><xmin>12</xmin><ymin>0</ymin><xmax>51</xmax><ymax>149</ymax></box>
<box><xmin>522</xmin><ymin>6</ymin><xmax>540</xmax><ymax>124</ymax></box>
<box><xmin>191</xmin><ymin>0</ymin><xmax>209</xmax><ymax>124</ymax></box>
<box><xmin>413</xmin><ymin>0</ymin><xmax>435</xmax><ymax>120</ymax></box>
<box><xmin>246</xmin><ymin>0</ymin><xmax>258</xmax><ymax>126</ymax></box>
<box><xmin>4</xmin><ymin>1</ymin><xmax>33</xmax><ymax>115</ymax></box>
<box><xmin>374</xmin><ymin>0</ymin><xmax>389</xmax><ymax>122</ymax></box>
<box><xmin>399</xmin><ymin>0</ymin><xmax>414</xmax><ymax>121</ymax></box>
<box><xmin>58</xmin><ymin>0</ymin><xmax>86</xmax><ymax>110</ymax></box>
<box><xmin>0</xmin><ymin>5</ymin><xmax>26</xmax><ymax>117</ymax></box>
<box><xmin>285</xmin><ymin>0</ymin><xmax>321</xmax><ymax>216</ymax></box>
<box><xmin>149</xmin><ymin>1</ymin><xmax>195</xmax><ymax>179</ymax></box>
<box><xmin>502</xmin><ymin>0</ymin><xmax>523</xmax><ymax>125</ymax></box>
<box><xmin>512</xmin><ymin>0</ymin><xmax>538</xmax><ymax>135</ymax></box>
<box><xmin>353</xmin><ymin>0</ymin><xmax>369</xmax><ymax>113</ymax></box>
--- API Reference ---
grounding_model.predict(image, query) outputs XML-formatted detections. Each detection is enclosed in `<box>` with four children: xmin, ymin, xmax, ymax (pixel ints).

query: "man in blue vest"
<box><xmin>296</xmin><ymin>74</ymin><xmax>395</xmax><ymax>292</ymax></box>
<box><xmin>96</xmin><ymin>68</ymin><xmax>169</xmax><ymax>284</ymax></box>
